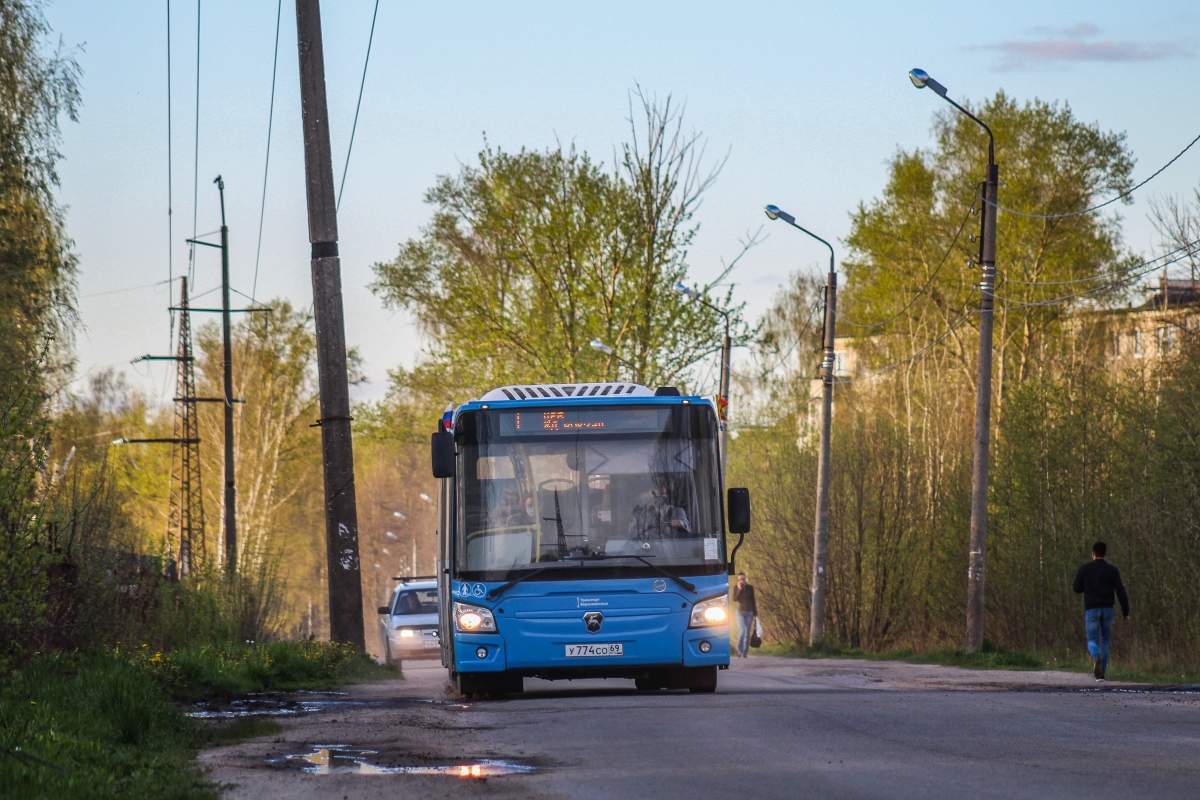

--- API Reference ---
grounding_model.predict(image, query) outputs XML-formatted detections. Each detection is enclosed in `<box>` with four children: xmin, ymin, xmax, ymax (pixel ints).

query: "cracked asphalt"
<box><xmin>200</xmin><ymin>656</ymin><xmax>1200</xmax><ymax>799</ymax></box>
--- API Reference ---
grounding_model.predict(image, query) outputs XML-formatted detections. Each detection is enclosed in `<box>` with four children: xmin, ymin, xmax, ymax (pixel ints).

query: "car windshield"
<box><xmin>391</xmin><ymin>588</ymin><xmax>437</xmax><ymax>615</ymax></box>
<box><xmin>454</xmin><ymin>404</ymin><xmax>724</xmax><ymax>579</ymax></box>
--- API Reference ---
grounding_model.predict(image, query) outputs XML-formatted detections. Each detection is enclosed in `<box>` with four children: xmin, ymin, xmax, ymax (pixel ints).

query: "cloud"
<box><xmin>975</xmin><ymin>23</ymin><xmax>1192</xmax><ymax>70</ymax></box>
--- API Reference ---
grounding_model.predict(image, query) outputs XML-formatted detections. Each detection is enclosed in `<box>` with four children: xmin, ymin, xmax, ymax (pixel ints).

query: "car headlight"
<box><xmin>689</xmin><ymin>595</ymin><xmax>729</xmax><ymax>628</ymax></box>
<box><xmin>454</xmin><ymin>602</ymin><xmax>497</xmax><ymax>633</ymax></box>
<box><xmin>399</xmin><ymin>629</ymin><xmax>415</xmax><ymax>638</ymax></box>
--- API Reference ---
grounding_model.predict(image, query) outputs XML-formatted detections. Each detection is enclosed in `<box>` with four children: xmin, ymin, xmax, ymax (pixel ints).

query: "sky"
<box><xmin>48</xmin><ymin>0</ymin><xmax>1199</xmax><ymax>405</ymax></box>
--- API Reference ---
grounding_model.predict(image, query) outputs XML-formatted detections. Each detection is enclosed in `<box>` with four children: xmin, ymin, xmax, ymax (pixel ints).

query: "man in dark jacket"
<box><xmin>1072</xmin><ymin>541</ymin><xmax>1130</xmax><ymax>681</ymax></box>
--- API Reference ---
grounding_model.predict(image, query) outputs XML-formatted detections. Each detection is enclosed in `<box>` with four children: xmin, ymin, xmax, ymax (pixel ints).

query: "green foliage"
<box><xmin>733</xmin><ymin>93</ymin><xmax>1157</xmax><ymax>667</ymax></box>
<box><xmin>0</xmin><ymin>652</ymin><xmax>213</xmax><ymax>800</ymax></box>
<box><xmin>372</xmin><ymin>91</ymin><xmax>748</xmax><ymax>415</ymax></box>
<box><xmin>117</xmin><ymin>639</ymin><xmax>381</xmax><ymax>702</ymax></box>
<box><xmin>0</xmin><ymin>0</ymin><xmax>81</xmax><ymax>393</ymax></box>
<box><xmin>0</xmin><ymin>642</ymin><xmax>388</xmax><ymax>799</ymax></box>
<box><xmin>843</xmin><ymin>92</ymin><xmax>1135</xmax><ymax>394</ymax></box>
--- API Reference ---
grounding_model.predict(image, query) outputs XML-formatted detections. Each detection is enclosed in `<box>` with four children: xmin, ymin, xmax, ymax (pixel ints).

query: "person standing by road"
<box><xmin>1072</xmin><ymin>541</ymin><xmax>1130</xmax><ymax>681</ymax></box>
<box><xmin>732</xmin><ymin>572</ymin><xmax>757</xmax><ymax>658</ymax></box>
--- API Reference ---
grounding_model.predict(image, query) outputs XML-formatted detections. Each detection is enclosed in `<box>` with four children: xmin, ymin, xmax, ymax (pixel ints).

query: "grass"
<box><xmin>0</xmin><ymin>641</ymin><xmax>397</xmax><ymax>799</ymax></box>
<box><xmin>757</xmin><ymin>639</ymin><xmax>1040</xmax><ymax>670</ymax></box>
<box><xmin>118</xmin><ymin>639</ymin><xmax>394</xmax><ymax>702</ymax></box>
<box><xmin>755</xmin><ymin>640</ymin><xmax>1200</xmax><ymax>683</ymax></box>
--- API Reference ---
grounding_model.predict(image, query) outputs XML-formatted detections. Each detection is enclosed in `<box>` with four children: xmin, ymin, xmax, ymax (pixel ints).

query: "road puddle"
<box><xmin>1078</xmin><ymin>684</ymin><xmax>1200</xmax><ymax>695</ymax></box>
<box><xmin>276</xmin><ymin>744</ymin><xmax>536</xmax><ymax>778</ymax></box>
<box><xmin>188</xmin><ymin>693</ymin><xmax>453</xmax><ymax>719</ymax></box>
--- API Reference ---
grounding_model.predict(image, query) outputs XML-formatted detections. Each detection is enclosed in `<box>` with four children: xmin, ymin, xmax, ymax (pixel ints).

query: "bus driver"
<box><xmin>627</xmin><ymin>485</ymin><xmax>690</xmax><ymax>540</ymax></box>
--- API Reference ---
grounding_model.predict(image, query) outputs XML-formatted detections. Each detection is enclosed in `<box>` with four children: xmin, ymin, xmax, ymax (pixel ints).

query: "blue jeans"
<box><xmin>1085</xmin><ymin>607</ymin><xmax>1114</xmax><ymax>675</ymax></box>
<box><xmin>736</xmin><ymin>611</ymin><xmax>755</xmax><ymax>657</ymax></box>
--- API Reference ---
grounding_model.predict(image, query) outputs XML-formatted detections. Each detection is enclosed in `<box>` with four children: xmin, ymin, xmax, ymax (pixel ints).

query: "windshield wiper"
<box><xmin>485</xmin><ymin>567</ymin><xmax>550</xmax><ymax>601</ymax></box>
<box><xmin>592</xmin><ymin>553</ymin><xmax>696</xmax><ymax>593</ymax></box>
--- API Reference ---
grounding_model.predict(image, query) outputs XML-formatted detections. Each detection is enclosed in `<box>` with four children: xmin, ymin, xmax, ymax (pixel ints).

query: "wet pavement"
<box><xmin>200</xmin><ymin>657</ymin><xmax>1200</xmax><ymax>799</ymax></box>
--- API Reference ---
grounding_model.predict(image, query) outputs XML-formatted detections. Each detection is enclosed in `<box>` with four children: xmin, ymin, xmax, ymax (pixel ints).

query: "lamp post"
<box><xmin>672</xmin><ymin>285</ymin><xmax>732</xmax><ymax>480</ymax></box>
<box><xmin>909</xmin><ymin>67</ymin><xmax>998</xmax><ymax>654</ymax></box>
<box><xmin>763</xmin><ymin>204</ymin><xmax>836</xmax><ymax>645</ymax></box>
<box><xmin>589</xmin><ymin>338</ymin><xmax>641</xmax><ymax>378</ymax></box>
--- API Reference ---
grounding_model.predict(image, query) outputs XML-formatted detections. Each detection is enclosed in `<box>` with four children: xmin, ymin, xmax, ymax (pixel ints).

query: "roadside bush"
<box><xmin>0</xmin><ymin>652</ymin><xmax>211</xmax><ymax>800</ymax></box>
<box><xmin>119</xmin><ymin>639</ymin><xmax>378</xmax><ymax>702</ymax></box>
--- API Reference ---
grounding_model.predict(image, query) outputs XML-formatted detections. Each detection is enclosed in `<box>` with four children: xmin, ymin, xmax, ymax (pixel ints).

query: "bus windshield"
<box><xmin>454</xmin><ymin>404</ymin><xmax>724</xmax><ymax>580</ymax></box>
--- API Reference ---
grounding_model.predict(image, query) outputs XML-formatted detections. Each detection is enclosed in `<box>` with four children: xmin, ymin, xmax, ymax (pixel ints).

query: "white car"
<box><xmin>377</xmin><ymin>578</ymin><xmax>440</xmax><ymax>665</ymax></box>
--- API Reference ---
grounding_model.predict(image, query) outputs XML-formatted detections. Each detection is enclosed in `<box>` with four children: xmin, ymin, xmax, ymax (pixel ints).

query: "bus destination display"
<box><xmin>498</xmin><ymin>407</ymin><xmax>668</xmax><ymax>436</ymax></box>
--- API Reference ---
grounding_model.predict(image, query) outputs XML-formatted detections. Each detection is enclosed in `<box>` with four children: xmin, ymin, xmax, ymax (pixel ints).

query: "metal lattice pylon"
<box><xmin>167</xmin><ymin>277</ymin><xmax>205</xmax><ymax>575</ymax></box>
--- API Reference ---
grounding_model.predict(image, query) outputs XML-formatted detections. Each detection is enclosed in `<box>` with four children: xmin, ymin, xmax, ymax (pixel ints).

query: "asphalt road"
<box><xmin>203</xmin><ymin>656</ymin><xmax>1200</xmax><ymax>799</ymax></box>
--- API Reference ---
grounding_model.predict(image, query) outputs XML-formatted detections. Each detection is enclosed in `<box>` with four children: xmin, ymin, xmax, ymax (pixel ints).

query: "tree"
<box><xmin>371</xmin><ymin>91</ymin><xmax>749</xmax><ymax>411</ymax></box>
<box><xmin>195</xmin><ymin>302</ymin><xmax>321</xmax><ymax>635</ymax></box>
<box><xmin>843</xmin><ymin>93</ymin><xmax>1135</xmax><ymax>404</ymax></box>
<box><xmin>0</xmin><ymin>0</ymin><xmax>80</xmax><ymax>395</ymax></box>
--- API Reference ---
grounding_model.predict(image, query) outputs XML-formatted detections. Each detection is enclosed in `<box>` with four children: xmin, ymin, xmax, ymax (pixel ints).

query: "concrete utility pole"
<box><xmin>216</xmin><ymin>176</ymin><xmax>238</xmax><ymax>576</ymax></box>
<box><xmin>909</xmin><ymin>68</ymin><xmax>998</xmax><ymax>653</ymax></box>
<box><xmin>764</xmin><ymin>205</ymin><xmax>836</xmax><ymax>645</ymax></box>
<box><xmin>966</xmin><ymin>140</ymin><xmax>998</xmax><ymax>654</ymax></box>
<box><xmin>295</xmin><ymin>0</ymin><xmax>365</xmax><ymax>650</ymax></box>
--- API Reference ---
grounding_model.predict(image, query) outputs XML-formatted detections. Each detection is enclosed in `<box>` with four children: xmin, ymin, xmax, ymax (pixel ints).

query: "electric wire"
<box><xmin>252</xmin><ymin>0</ymin><xmax>282</xmax><ymax>303</ymax></box>
<box><xmin>843</xmin><ymin>309</ymin><xmax>975</xmax><ymax>383</ymax></box>
<box><xmin>985</xmin><ymin>131</ymin><xmax>1200</xmax><ymax>220</ymax></box>
<box><xmin>836</xmin><ymin>243</ymin><xmax>1200</xmax><ymax>386</ymax></box>
<box><xmin>164</xmin><ymin>0</ymin><xmax>177</xmax><ymax>406</ymax></box>
<box><xmin>188</xmin><ymin>0</ymin><xmax>201</xmax><ymax>283</ymax></box>
<box><xmin>753</xmin><ymin>301</ymin><xmax>820</xmax><ymax>379</ymax></box>
<box><xmin>994</xmin><ymin>244</ymin><xmax>1200</xmax><ymax>311</ymax></box>
<box><xmin>82</xmin><ymin>278</ymin><xmax>174</xmax><ymax>299</ymax></box>
<box><xmin>1002</xmin><ymin>240</ymin><xmax>1200</xmax><ymax>287</ymax></box>
<box><xmin>336</xmin><ymin>0</ymin><xmax>381</xmax><ymax>212</ymax></box>
<box><xmin>835</xmin><ymin>190</ymin><xmax>980</xmax><ymax>330</ymax></box>
<box><xmin>166</xmin><ymin>0</ymin><xmax>173</xmax><ymax>298</ymax></box>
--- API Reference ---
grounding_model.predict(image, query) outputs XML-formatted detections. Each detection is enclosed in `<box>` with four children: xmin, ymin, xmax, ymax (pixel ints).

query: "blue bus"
<box><xmin>430</xmin><ymin>382</ymin><xmax>751</xmax><ymax>697</ymax></box>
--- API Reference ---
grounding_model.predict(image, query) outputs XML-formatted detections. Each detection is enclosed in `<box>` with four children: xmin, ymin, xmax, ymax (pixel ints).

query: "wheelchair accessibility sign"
<box><xmin>455</xmin><ymin>582</ymin><xmax>486</xmax><ymax>599</ymax></box>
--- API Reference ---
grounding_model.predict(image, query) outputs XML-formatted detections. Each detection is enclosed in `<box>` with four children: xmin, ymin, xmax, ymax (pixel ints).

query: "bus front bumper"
<box><xmin>454</xmin><ymin>625</ymin><xmax>730</xmax><ymax>675</ymax></box>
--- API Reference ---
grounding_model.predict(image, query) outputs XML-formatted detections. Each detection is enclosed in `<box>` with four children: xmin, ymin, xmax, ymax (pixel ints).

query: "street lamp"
<box><xmin>763</xmin><ymin>204</ymin><xmax>837</xmax><ymax>646</ymax></box>
<box><xmin>673</xmin><ymin>283</ymin><xmax>732</xmax><ymax>479</ymax></box>
<box><xmin>589</xmin><ymin>338</ymin><xmax>640</xmax><ymax>380</ymax></box>
<box><xmin>910</xmin><ymin>67</ymin><xmax>998</xmax><ymax>654</ymax></box>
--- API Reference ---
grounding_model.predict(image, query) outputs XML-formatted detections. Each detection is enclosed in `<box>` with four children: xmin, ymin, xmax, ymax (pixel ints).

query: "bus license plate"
<box><xmin>565</xmin><ymin>643</ymin><xmax>623</xmax><ymax>657</ymax></box>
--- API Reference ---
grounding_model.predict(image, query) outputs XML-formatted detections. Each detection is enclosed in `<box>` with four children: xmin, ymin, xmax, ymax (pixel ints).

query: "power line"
<box><xmin>1003</xmin><ymin>240</ymin><xmax>1200</xmax><ymax>288</ymax></box>
<box><xmin>753</xmin><ymin>301</ymin><xmax>820</xmax><ymax>379</ymax></box>
<box><xmin>994</xmin><ymin>243</ymin><xmax>1200</xmax><ymax>311</ymax></box>
<box><xmin>166</xmin><ymin>0</ymin><xmax>173</xmax><ymax>295</ymax></box>
<box><xmin>188</xmin><ymin>0</ymin><xmax>201</xmax><ymax>283</ymax></box>
<box><xmin>985</xmin><ymin>131</ymin><xmax>1200</xmax><ymax>220</ymax></box>
<box><xmin>336</xmin><ymin>0</ymin><xmax>381</xmax><ymax>212</ymax></box>
<box><xmin>82</xmin><ymin>278</ymin><xmax>174</xmax><ymax>299</ymax></box>
<box><xmin>836</xmin><ymin>190</ymin><xmax>980</xmax><ymax>330</ymax></box>
<box><xmin>252</xmin><ymin>0</ymin><xmax>283</xmax><ymax>303</ymax></box>
<box><xmin>843</xmin><ymin>308</ymin><xmax>976</xmax><ymax>383</ymax></box>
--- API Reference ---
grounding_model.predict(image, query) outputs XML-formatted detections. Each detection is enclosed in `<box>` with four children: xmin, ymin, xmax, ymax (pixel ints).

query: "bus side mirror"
<box><xmin>727</xmin><ymin>488</ymin><xmax>751</xmax><ymax>534</ymax></box>
<box><xmin>431</xmin><ymin>431</ymin><xmax>455</xmax><ymax>478</ymax></box>
<box><xmin>377</xmin><ymin>606</ymin><xmax>391</xmax><ymax>615</ymax></box>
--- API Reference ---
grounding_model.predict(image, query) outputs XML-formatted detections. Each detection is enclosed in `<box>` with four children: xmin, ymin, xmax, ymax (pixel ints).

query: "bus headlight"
<box><xmin>689</xmin><ymin>595</ymin><xmax>729</xmax><ymax>628</ymax></box>
<box><xmin>454</xmin><ymin>602</ymin><xmax>497</xmax><ymax>633</ymax></box>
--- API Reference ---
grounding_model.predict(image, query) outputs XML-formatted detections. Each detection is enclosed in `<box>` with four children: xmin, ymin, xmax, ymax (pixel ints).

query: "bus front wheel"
<box><xmin>684</xmin><ymin>666</ymin><xmax>718</xmax><ymax>693</ymax></box>
<box><xmin>457</xmin><ymin>671</ymin><xmax>523</xmax><ymax>698</ymax></box>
